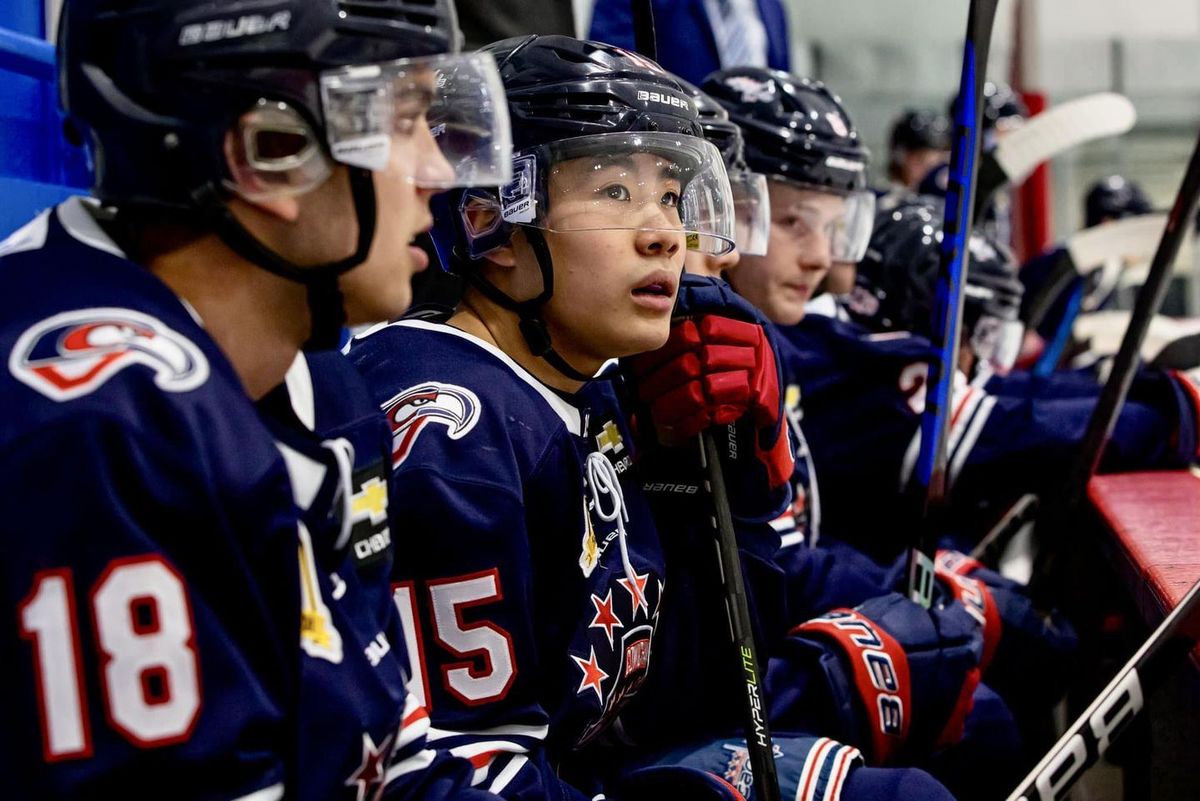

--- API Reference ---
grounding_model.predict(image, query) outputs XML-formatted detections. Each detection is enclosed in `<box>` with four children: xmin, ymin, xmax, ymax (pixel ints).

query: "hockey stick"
<box><xmin>974</xmin><ymin>93</ymin><xmax>1137</xmax><ymax>220</ymax></box>
<box><xmin>1065</xmin><ymin>128</ymin><xmax>1200</xmax><ymax>505</ymax></box>
<box><xmin>631</xmin><ymin>0</ymin><xmax>657</xmax><ymax>61</ymax></box>
<box><xmin>624</xmin><ymin>0</ymin><xmax>781</xmax><ymax>793</ymax></box>
<box><xmin>907</xmin><ymin>0</ymin><xmax>1000</xmax><ymax>608</ymax></box>
<box><xmin>1006</xmin><ymin>132</ymin><xmax>1200</xmax><ymax>801</ymax></box>
<box><xmin>699</xmin><ymin>431</ymin><xmax>782</xmax><ymax>801</ymax></box>
<box><xmin>1021</xmin><ymin>214</ymin><xmax>1165</xmax><ymax>333</ymax></box>
<box><xmin>968</xmin><ymin>492</ymin><xmax>1038</xmax><ymax>564</ymax></box>
<box><xmin>1004</xmin><ymin>577</ymin><xmax>1200</xmax><ymax>801</ymax></box>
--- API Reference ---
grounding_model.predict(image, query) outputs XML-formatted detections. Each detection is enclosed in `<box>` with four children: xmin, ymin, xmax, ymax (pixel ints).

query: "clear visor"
<box><xmin>971</xmin><ymin>315</ymin><xmax>1024</xmax><ymax>375</ymax></box>
<box><xmin>769</xmin><ymin>177</ymin><xmax>876</xmax><ymax>263</ymax></box>
<box><xmin>493</xmin><ymin>132</ymin><xmax>735</xmax><ymax>255</ymax></box>
<box><xmin>732</xmin><ymin>170</ymin><xmax>771</xmax><ymax>256</ymax></box>
<box><xmin>319</xmin><ymin>51</ymin><xmax>512</xmax><ymax>188</ymax></box>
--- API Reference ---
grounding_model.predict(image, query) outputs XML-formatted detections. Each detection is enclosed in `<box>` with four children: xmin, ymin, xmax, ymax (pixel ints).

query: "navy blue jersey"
<box><xmin>262</xmin><ymin>353</ymin><xmax>494</xmax><ymax>801</ymax></box>
<box><xmin>0</xmin><ymin>199</ymin><xmax>492</xmax><ymax>801</ymax></box>
<box><xmin>346</xmin><ymin>319</ymin><xmax>668</xmax><ymax>800</ymax></box>
<box><xmin>775</xmin><ymin>313</ymin><xmax>1187</xmax><ymax>561</ymax></box>
<box><xmin>0</xmin><ymin>199</ymin><xmax>298</xmax><ymax>799</ymax></box>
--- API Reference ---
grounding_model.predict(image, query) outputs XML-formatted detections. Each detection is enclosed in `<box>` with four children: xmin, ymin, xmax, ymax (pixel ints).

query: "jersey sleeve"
<box><xmin>0</xmin><ymin>412</ymin><xmax>298</xmax><ymax>800</ymax></box>
<box><xmin>389</xmin><ymin>460</ymin><xmax>595</xmax><ymax>801</ymax></box>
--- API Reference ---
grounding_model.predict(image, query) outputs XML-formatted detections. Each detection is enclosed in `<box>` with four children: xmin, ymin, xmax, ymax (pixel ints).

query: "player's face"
<box><xmin>528</xmin><ymin>152</ymin><xmax>687</xmax><ymax>362</ymax></box>
<box><xmin>339</xmin><ymin>73</ymin><xmax>455</xmax><ymax>324</ymax></box>
<box><xmin>901</xmin><ymin>147</ymin><xmax>947</xmax><ymax>190</ymax></box>
<box><xmin>731</xmin><ymin>182</ymin><xmax>842</xmax><ymax>326</ymax></box>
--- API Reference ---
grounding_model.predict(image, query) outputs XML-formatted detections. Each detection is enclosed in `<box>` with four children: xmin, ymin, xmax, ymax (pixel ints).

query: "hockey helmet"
<box><xmin>1084</xmin><ymin>175</ymin><xmax>1152</xmax><ymax>228</ymax></box>
<box><xmin>890</xmin><ymin>109</ymin><xmax>952</xmax><ymax>153</ymax></box>
<box><xmin>678</xmin><ymin>76</ymin><xmax>769</xmax><ymax>256</ymax></box>
<box><xmin>431</xmin><ymin>34</ymin><xmax>735</xmax><ymax>380</ymax></box>
<box><xmin>60</xmin><ymin>0</ymin><xmax>510</xmax><ymax>344</ymax></box>
<box><xmin>848</xmin><ymin>197</ymin><xmax>1025</xmax><ymax>375</ymax></box>
<box><xmin>701</xmin><ymin>67</ymin><xmax>875</xmax><ymax>262</ymax></box>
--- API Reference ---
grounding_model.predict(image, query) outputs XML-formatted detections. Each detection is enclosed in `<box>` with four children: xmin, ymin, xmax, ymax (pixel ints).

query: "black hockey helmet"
<box><xmin>890</xmin><ymin>108</ymin><xmax>952</xmax><ymax>153</ymax></box>
<box><xmin>676</xmin><ymin>75</ymin><xmax>770</xmax><ymax>256</ymax></box>
<box><xmin>847</xmin><ymin>197</ymin><xmax>1025</xmax><ymax>374</ymax></box>
<box><xmin>701</xmin><ymin>67</ymin><xmax>869</xmax><ymax>193</ymax></box>
<box><xmin>432</xmin><ymin>34</ymin><xmax>735</xmax><ymax>379</ymax></box>
<box><xmin>60</xmin><ymin>0</ymin><xmax>459</xmax><ymax>213</ymax></box>
<box><xmin>1084</xmin><ymin>175</ymin><xmax>1152</xmax><ymax>228</ymax></box>
<box><xmin>701</xmin><ymin>67</ymin><xmax>875</xmax><ymax>262</ymax></box>
<box><xmin>59</xmin><ymin>0</ymin><xmax>513</xmax><ymax>346</ymax></box>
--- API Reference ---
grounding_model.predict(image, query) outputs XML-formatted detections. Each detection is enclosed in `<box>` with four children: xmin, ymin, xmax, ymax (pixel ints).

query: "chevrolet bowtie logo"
<box><xmin>351</xmin><ymin>477</ymin><xmax>389</xmax><ymax>525</ymax></box>
<box><xmin>595</xmin><ymin>421</ymin><xmax>624</xmax><ymax>455</ymax></box>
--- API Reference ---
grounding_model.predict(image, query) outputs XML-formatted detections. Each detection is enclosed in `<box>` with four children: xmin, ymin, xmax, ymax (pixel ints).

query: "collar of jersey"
<box><xmin>56</xmin><ymin>196</ymin><xmax>206</xmax><ymax>329</ymax></box>
<box><xmin>388</xmin><ymin>319</ymin><xmax>583</xmax><ymax>436</ymax></box>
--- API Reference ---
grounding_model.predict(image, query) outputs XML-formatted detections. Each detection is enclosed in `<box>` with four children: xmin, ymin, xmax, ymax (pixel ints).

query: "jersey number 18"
<box><xmin>18</xmin><ymin>555</ymin><xmax>201</xmax><ymax>761</ymax></box>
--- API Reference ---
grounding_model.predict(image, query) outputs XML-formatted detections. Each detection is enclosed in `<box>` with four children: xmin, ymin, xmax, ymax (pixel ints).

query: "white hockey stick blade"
<box><xmin>1073</xmin><ymin>310</ymin><xmax>1200</xmax><ymax>362</ymax></box>
<box><xmin>1065</xmin><ymin>213</ymin><xmax>1166</xmax><ymax>274</ymax></box>
<box><xmin>994</xmin><ymin>93</ymin><xmax>1137</xmax><ymax>186</ymax></box>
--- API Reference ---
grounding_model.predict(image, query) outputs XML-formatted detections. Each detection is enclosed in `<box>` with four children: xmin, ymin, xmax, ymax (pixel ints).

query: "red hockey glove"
<box><xmin>628</xmin><ymin>274</ymin><xmax>792</xmax><ymax>491</ymax></box>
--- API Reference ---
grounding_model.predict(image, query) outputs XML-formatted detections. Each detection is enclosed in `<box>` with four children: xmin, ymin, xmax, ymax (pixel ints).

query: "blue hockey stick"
<box><xmin>907</xmin><ymin>0</ymin><xmax>1001</xmax><ymax>608</ymax></box>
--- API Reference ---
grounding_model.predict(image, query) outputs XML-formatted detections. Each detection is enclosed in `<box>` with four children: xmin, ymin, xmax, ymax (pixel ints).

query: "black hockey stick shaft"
<box><xmin>700</xmin><ymin>431</ymin><xmax>782</xmax><ymax>801</ymax></box>
<box><xmin>907</xmin><ymin>0</ymin><xmax>1000</xmax><ymax>608</ymax></box>
<box><xmin>1065</xmin><ymin>128</ymin><xmax>1200</xmax><ymax>506</ymax></box>
<box><xmin>1005</xmin><ymin>577</ymin><xmax>1200</xmax><ymax>801</ymax></box>
<box><xmin>632</xmin><ymin>0</ymin><xmax>657</xmax><ymax>61</ymax></box>
<box><xmin>968</xmin><ymin>492</ymin><xmax>1038</xmax><ymax>564</ymax></box>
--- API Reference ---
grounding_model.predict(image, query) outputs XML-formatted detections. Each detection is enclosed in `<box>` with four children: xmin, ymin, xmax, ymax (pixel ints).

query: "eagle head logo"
<box><xmin>382</xmin><ymin>381</ymin><xmax>481</xmax><ymax>467</ymax></box>
<box><xmin>10</xmin><ymin>307</ymin><xmax>209</xmax><ymax>402</ymax></box>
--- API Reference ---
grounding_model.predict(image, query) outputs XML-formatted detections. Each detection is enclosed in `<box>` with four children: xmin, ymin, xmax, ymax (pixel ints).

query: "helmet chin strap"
<box><xmin>465</xmin><ymin>227</ymin><xmax>595</xmax><ymax>383</ymax></box>
<box><xmin>192</xmin><ymin>167</ymin><xmax>378</xmax><ymax>350</ymax></box>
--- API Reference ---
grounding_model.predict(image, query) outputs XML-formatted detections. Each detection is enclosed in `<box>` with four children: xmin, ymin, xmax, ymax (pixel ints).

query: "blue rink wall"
<box><xmin>1</xmin><ymin>4</ymin><xmax>90</xmax><ymax>238</ymax></box>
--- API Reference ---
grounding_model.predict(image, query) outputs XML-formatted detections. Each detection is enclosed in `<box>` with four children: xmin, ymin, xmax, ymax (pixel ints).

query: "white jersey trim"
<box><xmin>488</xmin><ymin>754</ymin><xmax>529</xmax><ymax>795</ymax></box>
<box><xmin>386</xmin><ymin>319</ymin><xmax>583</xmax><ymax>436</ymax></box>
<box><xmin>0</xmin><ymin>208</ymin><xmax>50</xmax><ymax>258</ymax></box>
<box><xmin>426</xmin><ymin>722</ymin><xmax>549</xmax><ymax>742</ymax></box>
<box><xmin>230</xmin><ymin>782</ymin><xmax>285</xmax><ymax>801</ymax></box>
<box><xmin>57</xmin><ymin>196</ymin><xmax>126</xmax><ymax>259</ymax></box>
<box><xmin>275</xmin><ymin>441</ymin><xmax>326</xmax><ymax>509</ymax></box>
<box><xmin>284</xmin><ymin>352</ymin><xmax>317</xmax><ymax>432</ymax></box>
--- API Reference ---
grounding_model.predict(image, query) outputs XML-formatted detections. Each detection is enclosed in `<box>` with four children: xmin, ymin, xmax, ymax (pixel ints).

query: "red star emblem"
<box><xmin>617</xmin><ymin>571</ymin><xmax>650</xmax><ymax>619</ymax></box>
<box><xmin>345</xmin><ymin>730</ymin><xmax>394</xmax><ymax>801</ymax></box>
<box><xmin>589</xmin><ymin>589</ymin><xmax>623</xmax><ymax>647</ymax></box>
<box><xmin>572</xmin><ymin>646</ymin><xmax>609</xmax><ymax>702</ymax></box>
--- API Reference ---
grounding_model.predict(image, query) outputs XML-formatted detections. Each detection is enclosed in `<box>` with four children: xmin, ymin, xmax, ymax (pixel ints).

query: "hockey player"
<box><xmin>0</xmin><ymin>0</ymin><xmax>512</xmax><ymax>798</ymax></box>
<box><xmin>686</xmin><ymin>68</ymin><xmax>1089</xmax><ymax>796</ymax></box>
<box><xmin>887</xmin><ymin>109</ymin><xmax>952</xmax><ymax>193</ymax></box>
<box><xmin>1020</xmin><ymin>174</ymin><xmax>1155</xmax><ymax>372</ymax></box>
<box><xmin>806</xmin><ymin>199</ymin><xmax>1199</xmax><ymax>560</ymax></box>
<box><xmin>349</xmin><ymin>35</ymin><xmax>967</xmax><ymax>801</ymax></box>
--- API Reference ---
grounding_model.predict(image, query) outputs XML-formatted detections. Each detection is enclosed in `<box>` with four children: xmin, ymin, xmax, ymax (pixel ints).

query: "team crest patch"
<box><xmin>382</xmin><ymin>381</ymin><xmax>481</xmax><ymax>467</ymax></box>
<box><xmin>9</xmin><ymin>308</ymin><xmax>209</xmax><ymax>402</ymax></box>
<box><xmin>723</xmin><ymin>75</ymin><xmax>775</xmax><ymax>104</ymax></box>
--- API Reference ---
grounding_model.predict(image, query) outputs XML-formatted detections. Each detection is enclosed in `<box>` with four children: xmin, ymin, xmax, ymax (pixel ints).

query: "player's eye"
<box><xmin>600</xmin><ymin>183</ymin><xmax>631</xmax><ymax>201</ymax></box>
<box><xmin>660</xmin><ymin>190</ymin><xmax>680</xmax><ymax>208</ymax></box>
